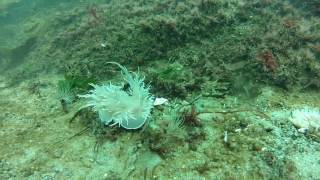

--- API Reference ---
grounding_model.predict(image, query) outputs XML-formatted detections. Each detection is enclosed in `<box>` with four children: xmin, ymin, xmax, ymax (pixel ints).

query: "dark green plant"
<box><xmin>64</xmin><ymin>74</ymin><xmax>96</xmax><ymax>92</ymax></box>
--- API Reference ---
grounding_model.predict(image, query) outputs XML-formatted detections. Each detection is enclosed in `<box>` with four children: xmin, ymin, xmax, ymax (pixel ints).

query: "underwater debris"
<box><xmin>290</xmin><ymin>107</ymin><xmax>320</xmax><ymax>135</ymax></box>
<box><xmin>153</xmin><ymin>97</ymin><xmax>168</xmax><ymax>106</ymax></box>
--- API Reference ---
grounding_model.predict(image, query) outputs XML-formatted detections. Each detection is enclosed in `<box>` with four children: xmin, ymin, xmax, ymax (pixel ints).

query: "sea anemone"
<box><xmin>79</xmin><ymin>62</ymin><xmax>154</xmax><ymax>129</ymax></box>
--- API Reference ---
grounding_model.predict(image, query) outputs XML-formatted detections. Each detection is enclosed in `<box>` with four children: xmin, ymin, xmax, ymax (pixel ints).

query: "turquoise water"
<box><xmin>1</xmin><ymin>0</ymin><xmax>320</xmax><ymax>179</ymax></box>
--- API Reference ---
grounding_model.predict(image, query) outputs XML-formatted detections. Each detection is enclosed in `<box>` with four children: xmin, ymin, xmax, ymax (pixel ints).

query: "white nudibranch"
<box><xmin>79</xmin><ymin>62</ymin><xmax>154</xmax><ymax>129</ymax></box>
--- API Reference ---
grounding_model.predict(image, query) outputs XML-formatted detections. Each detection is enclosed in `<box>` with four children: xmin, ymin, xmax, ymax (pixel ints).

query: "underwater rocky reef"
<box><xmin>0</xmin><ymin>0</ymin><xmax>320</xmax><ymax>179</ymax></box>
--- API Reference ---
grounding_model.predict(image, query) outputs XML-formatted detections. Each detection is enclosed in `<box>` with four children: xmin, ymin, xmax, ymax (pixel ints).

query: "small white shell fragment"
<box><xmin>298</xmin><ymin>128</ymin><xmax>308</xmax><ymax>134</ymax></box>
<box><xmin>101</xmin><ymin>43</ymin><xmax>106</xmax><ymax>47</ymax></box>
<box><xmin>290</xmin><ymin>107</ymin><xmax>320</xmax><ymax>131</ymax></box>
<box><xmin>153</xmin><ymin>97</ymin><xmax>168</xmax><ymax>106</ymax></box>
<box><xmin>224</xmin><ymin>131</ymin><xmax>228</xmax><ymax>143</ymax></box>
